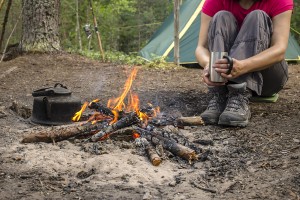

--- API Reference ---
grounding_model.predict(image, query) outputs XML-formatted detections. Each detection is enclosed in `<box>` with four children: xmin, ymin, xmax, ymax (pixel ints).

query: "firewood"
<box><xmin>21</xmin><ymin>122</ymin><xmax>107</xmax><ymax>143</ymax></box>
<box><xmin>108</xmin><ymin>127</ymin><xmax>135</xmax><ymax>141</ymax></box>
<box><xmin>176</xmin><ymin>116</ymin><xmax>205</xmax><ymax>127</ymax></box>
<box><xmin>88</xmin><ymin>102</ymin><xmax>114</xmax><ymax>117</ymax></box>
<box><xmin>89</xmin><ymin>112</ymin><xmax>140</xmax><ymax>142</ymax></box>
<box><xmin>146</xmin><ymin>144</ymin><xmax>162</xmax><ymax>166</ymax></box>
<box><xmin>133</xmin><ymin>127</ymin><xmax>198</xmax><ymax>163</ymax></box>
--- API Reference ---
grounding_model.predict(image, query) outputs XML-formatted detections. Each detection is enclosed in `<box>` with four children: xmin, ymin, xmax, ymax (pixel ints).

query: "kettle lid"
<box><xmin>32</xmin><ymin>83</ymin><xmax>72</xmax><ymax>97</ymax></box>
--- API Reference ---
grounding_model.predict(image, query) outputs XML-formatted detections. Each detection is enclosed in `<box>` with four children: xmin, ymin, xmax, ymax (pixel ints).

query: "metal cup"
<box><xmin>209</xmin><ymin>52</ymin><xmax>233</xmax><ymax>83</ymax></box>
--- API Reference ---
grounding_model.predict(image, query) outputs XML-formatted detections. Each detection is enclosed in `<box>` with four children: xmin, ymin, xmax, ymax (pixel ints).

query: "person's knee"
<box><xmin>244</xmin><ymin>10</ymin><xmax>269</xmax><ymax>22</ymax></box>
<box><xmin>213</xmin><ymin>11</ymin><xmax>235</xmax><ymax>22</ymax></box>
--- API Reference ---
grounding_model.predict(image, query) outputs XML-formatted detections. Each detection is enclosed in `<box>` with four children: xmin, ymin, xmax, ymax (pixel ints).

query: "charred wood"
<box><xmin>108</xmin><ymin>127</ymin><xmax>135</xmax><ymax>141</ymax></box>
<box><xmin>133</xmin><ymin>127</ymin><xmax>198</xmax><ymax>163</ymax></box>
<box><xmin>88</xmin><ymin>102</ymin><xmax>114</xmax><ymax>117</ymax></box>
<box><xmin>193</xmin><ymin>139</ymin><xmax>214</xmax><ymax>146</ymax></box>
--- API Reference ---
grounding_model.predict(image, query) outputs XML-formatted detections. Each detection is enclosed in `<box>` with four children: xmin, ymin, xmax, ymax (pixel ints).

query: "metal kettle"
<box><xmin>30</xmin><ymin>83</ymin><xmax>82</xmax><ymax>125</ymax></box>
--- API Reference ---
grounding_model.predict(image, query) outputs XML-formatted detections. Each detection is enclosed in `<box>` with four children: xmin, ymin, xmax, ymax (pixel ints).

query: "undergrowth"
<box><xmin>72</xmin><ymin>49</ymin><xmax>178</xmax><ymax>69</ymax></box>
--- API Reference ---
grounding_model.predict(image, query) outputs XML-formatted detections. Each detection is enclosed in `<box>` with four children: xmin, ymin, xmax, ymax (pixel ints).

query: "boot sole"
<box><xmin>218</xmin><ymin>119</ymin><xmax>249</xmax><ymax>127</ymax></box>
<box><xmin>201</xmin><ymin>117</ymin><xmax>219</xmax><ymax>125</ymax></box>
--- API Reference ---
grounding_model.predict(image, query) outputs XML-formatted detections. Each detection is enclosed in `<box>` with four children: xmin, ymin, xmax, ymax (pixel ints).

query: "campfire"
<box><xmin>22</xmin><ymin>67</ymin><xmax>207</xmax><ymax>166</ymax></box>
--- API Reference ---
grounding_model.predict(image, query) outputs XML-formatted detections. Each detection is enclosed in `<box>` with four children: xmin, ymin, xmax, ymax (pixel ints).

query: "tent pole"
<box><xmin>174</xmin><ymin>0</ymin><xmax>180</xmax><ymax>66</ymax></box>
<box><xmin>89</xmin><ymin>0</ymin><xmax>105</xmax><ymax>61</ymax></box>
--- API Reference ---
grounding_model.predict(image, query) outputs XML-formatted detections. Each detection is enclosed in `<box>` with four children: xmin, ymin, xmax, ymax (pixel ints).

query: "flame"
<box><xmin>107</xmin><ymin>67</ymin><xmax>150</xmax><ymax>124</ymax></box>
<box><xmin>108</xmin><ymin>68</ymin><xmax>138</xmax><ymax>111</ymax></box>
<box><xmin>89</xmin><ymin>98</ymin><xmax>100</xmax><ymax>106</ymax></box>
<box><xmin>110</xmin><ymin>110</ymin><xmax>119</xmax><ymax>124</ymax></box>
<box><xmin>72</xmin><ymin>102</ymin><xmax>89</xmax><ymax>122</ymax></box>
<box><xmin>87</xmin><ymin>112</ymin><xmax>112</xmax><ymax>124</ymax></box>
<box><xmin>72</xmin><ymin>67</ymin><xmax>159</xmax><ymax>126</ymax></box>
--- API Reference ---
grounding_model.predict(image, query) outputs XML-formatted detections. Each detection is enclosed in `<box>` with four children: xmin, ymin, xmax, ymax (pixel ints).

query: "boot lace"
<box><xmin>207</xmin><ymin>94</ymin><xmax>226</xmax><ymax>110</ymax></box>
<box><xmin>226</xmin><ymin>92</ymin><xmax>249</xmax><ymax>111</ymax></box>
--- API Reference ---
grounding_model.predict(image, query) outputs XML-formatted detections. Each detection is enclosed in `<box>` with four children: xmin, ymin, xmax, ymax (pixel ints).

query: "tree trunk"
<box><xmin>21</xmin><ymin>0</ymin><xmax>60</xmax><ymax>52</ymax></box>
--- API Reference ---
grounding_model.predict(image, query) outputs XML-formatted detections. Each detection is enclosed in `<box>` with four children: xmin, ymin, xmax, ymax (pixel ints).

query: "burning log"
<box><xmin>133</xmin><ymin>127</ymin><xmax>198</xmax><ymax>163</ymax></box>
<box><xmin>88</xmin><ymin>102</ymin><xmax>114</xmax><ymax>117</ymax></box>
<box><xmin>21</xmin><ymin>122</ymin><xmax>107</xmax><ymax>143</ymax></box>
<box><xmin>89</xmin><ymin>112</ymin><xmax>141</xmax><ymax>142</ymax></box>
<box><xmin>176</xmin><ymin>116</ymin><xmax>205</xmax><ymax>127</ymax></box>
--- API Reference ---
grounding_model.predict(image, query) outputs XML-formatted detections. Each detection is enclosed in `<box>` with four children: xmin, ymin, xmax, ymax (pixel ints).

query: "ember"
<box><xmin>22</xmin><ymin>67</ymin><xmax>206</xmax><ymax>166</ymax></box>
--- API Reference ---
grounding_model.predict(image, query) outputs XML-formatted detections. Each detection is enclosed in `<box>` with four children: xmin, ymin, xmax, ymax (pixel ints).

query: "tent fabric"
<box><xmin>139</xmin><ymin>0</ymin><xmax>300</xmax><ymax>64</ymax></box>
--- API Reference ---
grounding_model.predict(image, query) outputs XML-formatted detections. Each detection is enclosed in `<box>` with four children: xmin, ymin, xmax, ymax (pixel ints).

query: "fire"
<box><xmin>132</xmin><ymin>133</ymin><xmax>140</xmax><ymax>139</ymax></box>
<box><xmin>72</xmin><ymin>67</ymin><xmax>159</xmax><ymax>125</ymax></box>
<box><xmin>72</xmin><ymin>101</ymin><xmax>89</xmax><ymax>122</ymax></box>
<box><xmin>107</xmin><ymin>67</ymin><xmax>138</xmax><ymax>111</ymax></box>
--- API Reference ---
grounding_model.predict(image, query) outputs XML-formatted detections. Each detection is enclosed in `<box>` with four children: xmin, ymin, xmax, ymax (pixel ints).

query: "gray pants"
<box><xmin>208</xmin><ymin>10</ymin><xmax>288</xmax><ymax>96</ymax></box>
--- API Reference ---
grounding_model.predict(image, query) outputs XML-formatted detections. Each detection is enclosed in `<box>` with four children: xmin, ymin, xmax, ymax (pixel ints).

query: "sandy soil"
<box><xmin>0</xmin><ymin>53</ymin><xmax>299</xmax><ymax>200</ymax></box>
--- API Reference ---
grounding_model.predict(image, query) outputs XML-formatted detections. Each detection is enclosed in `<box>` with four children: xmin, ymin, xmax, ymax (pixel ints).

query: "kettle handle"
<box><xmin>54</xmin><ymin>83</ymin><xmax>67</xmax><ymax>89</ymax></box>
<box><xmin>32</xmin><ymin>87</ymin><xmax>54</xmax><ymax>97</ymax></box>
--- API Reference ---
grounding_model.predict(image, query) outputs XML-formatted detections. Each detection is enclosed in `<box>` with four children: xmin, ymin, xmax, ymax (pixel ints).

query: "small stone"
<box><xmin>293</xmin><ymin>138</ymin><xmax>300</xmax><ymax>143</ymax></box>
<box><xmin>169</xmin><ymin>181</ymin><xmax>177</xmax><ymax>187</ymax></box>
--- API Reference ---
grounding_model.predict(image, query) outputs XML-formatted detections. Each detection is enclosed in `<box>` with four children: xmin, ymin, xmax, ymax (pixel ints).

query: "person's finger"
<box><xmin>221</xmin><ymin>73</ymin><xmax>233</xmax><ymax>79</ymax></box>
<box><xmin>203</xmin><ymin>76</ymin><xmax>227</xmax><ymax>86</ymax></box>
<box><xmin>215</xmin><ymin>68</ymin><xmax>230</xmax><ymax>74</ymax></box>
<box><xmin>214</xmin><ymin>58</ymin><xmax>228</xmax><ymax>64</ymax></box>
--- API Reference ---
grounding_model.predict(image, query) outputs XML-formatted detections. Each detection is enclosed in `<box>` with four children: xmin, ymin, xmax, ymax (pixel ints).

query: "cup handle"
<box><xmin>223</xmin><ymin>55</ymin><xmax>233</xmax><ymax>75</ymax></box>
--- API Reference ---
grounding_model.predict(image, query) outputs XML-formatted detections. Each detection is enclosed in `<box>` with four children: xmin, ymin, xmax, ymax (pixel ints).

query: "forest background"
<box><xmin>0</xmin><ymin>0</ymin><xmax>299</xmax><ymax>63</ymax></box>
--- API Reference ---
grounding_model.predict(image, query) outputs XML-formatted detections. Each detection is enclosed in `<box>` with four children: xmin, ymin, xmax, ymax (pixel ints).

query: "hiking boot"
<box><xmin>200</xmin><ymin>86</ymin><xmax>228</xmax><ymax>124</ymax></box>
<box><xmin>218</xmin><ymin>82</ymin><xmax>252</xmax><ymax>127</ymax></box>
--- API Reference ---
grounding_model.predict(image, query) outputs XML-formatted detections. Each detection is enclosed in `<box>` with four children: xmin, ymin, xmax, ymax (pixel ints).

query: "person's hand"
<box><xmin>202</xmin><ymin>64</ymin><xmax>227</xmax><ymax>86</ymax></box>
<box><xmin>214</xmin><ymin>58</ymin><xmax>245</xmax><ymax>79</ymax></box>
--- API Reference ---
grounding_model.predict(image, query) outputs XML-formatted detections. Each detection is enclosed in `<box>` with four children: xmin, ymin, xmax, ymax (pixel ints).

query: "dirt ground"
<box><xmin>0</xmin><ymin>53</ymin><xmax>299</xmax><ymax>200</ymax></box>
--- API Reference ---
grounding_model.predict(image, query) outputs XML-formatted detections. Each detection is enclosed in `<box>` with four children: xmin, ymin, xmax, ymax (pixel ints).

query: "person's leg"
<box><xmin>229</xmin><ymin>10</ymin><xmax>288</xmax><ymax>96</ymax></box>
<box><xmin>201</xmin><ymin>11</ymin><xmax>238</xmax><ymax>124</ymax></box>
<box><xmin>260</xmin><ymin>60</ymin><xmax>288</xmax><ymax>96</ymax></box>
<box><xmin>219</xmin><ymin>10</ymin><xmax>288</xmax><ymax>127</ymax></box>
<box><xmin>207</xmin><ymin>11</ymin><xmax>238</xmax><ymax>52</ymax></box>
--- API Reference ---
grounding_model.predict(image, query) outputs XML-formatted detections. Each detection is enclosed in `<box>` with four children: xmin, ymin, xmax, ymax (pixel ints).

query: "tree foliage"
<box><xmin>0</xmin><ymin>0</ymin><xmax>299</xmax><ymax>54</ymax></box>
<box><xmin>60</xmin><ymin>0</ymin><xmax>173</xmax><ymax>53</ymax></box>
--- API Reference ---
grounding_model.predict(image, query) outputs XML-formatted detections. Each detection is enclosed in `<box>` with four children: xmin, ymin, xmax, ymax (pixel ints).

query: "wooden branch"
<box><xmin>89</xmin><ymin>0</ymin><xmax>105</xmax><ymax>61</ymax></box>
<box><xmin>75</xmin><ymin>0</ymin><xmax>82</xmax><ymax>51</ymax></box>
<box><xmin>21</xmin><ymin>122</ymin><xmax>107</xmax><ymax>143</ymax></box>
<box><xmin>176</xmin><ymin>116</ymin><xmax>205</xmax><ymax>127</ymax></box>
<box><xmin>145</xmin><ymin>143</ymin><xmax>162</xmax><ymax>166</ymax></box>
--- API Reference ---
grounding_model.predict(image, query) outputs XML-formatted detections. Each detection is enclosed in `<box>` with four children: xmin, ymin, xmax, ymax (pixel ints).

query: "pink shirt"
<box><xmin>202</xmin><ymin>0</ymin><xmax>294</xmax><ymax>27</ymax></box>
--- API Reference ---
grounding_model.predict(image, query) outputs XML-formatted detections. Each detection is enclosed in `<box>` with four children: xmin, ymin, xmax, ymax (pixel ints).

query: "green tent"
<box><xmin>139</xmin><ymin>0</ymin><xmax>300</xmax><ymax>64</ymax></box>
